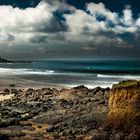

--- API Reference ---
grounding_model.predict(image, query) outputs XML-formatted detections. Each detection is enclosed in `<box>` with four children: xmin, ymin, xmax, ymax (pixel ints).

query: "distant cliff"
<box><xmin>0</xmin><ymin>57</ymin><xmax>31</xmax><ymax>63</ymax></box>
<box><xmin>0</xmin><ymin>57</ymin><xmax>12</xmax><ymax>63</ymax></box>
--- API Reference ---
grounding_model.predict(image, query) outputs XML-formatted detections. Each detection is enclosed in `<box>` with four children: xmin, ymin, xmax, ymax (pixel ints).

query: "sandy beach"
<box><xmin>0</xmin><ymin>75</ymin><xmax>62</xmax><ymax>102</ymax></box>
<box><xmin>0</xmin><ymin>75</ymin><xmax>67</xmax><ymax>92</ymax></box>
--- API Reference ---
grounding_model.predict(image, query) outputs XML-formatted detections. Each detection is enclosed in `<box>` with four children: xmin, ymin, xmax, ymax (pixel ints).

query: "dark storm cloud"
<box><xmin>0</xmin><ymin>0</ymin><xmax>139</xmax><ymax>60</ymax></box>
<box><xmin>29</xmin><ymin>35</ymin><xmax>48</xmax><ymax>43</ymax></box>
<box><xmin>36</xmin><ymin>15</ymin><xmax>68</xmax><ymax>33</ymax></box>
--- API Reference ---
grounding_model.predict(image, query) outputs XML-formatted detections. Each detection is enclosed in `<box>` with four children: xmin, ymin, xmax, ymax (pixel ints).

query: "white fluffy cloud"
<box><xmin>123</xmin><ymin>7</ymin><xmax>133</xmax><ymax>26</ymax></box>
<box><xmin>0</xmin><ymin>1</ymin><xmax>69</xmax><ymax>43</ymax></box>
<box><xmin>87</xmin><ymin>2</ymin><xmax>118</xmax><ymax>23</ymax></box>
<box><xmin>0</xmin><ymin>2</ymin><xmax>53</xmax><ymax>31</ymax></box>
<box><xmin>136</xmin><ymin>17</ymin><xmax>140</xmax><ymax>27</ymax></box>
<box><xmin>63</xmin><ymin>2</ymin><xmax>139</xmax><ymax>48</ymax></box>
<box><xmin>64</xmin><ymin>9</ymin><xmax>107</xmax><ymax>34</ymax></box>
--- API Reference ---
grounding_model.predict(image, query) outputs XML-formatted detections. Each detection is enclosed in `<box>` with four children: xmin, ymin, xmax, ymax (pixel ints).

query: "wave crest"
<box><xmin>97</xmin><ymin>74</ymin><xmax>140</xmax><ymax>79</ymax></box>
<box><xmin>0</xmin><ymin>68</ymin><xmax>55</xmax><ymax>75</ymax></box>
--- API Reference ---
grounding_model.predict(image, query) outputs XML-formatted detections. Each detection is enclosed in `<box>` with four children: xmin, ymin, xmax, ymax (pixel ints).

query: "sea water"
<box><xmin>0</xmin><ymin>60</ymin><xmax>140</xmax><ymax>88</ymax></box>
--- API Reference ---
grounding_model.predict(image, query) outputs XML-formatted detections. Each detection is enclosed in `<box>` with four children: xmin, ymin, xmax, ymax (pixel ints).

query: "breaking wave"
<box><xmin>97</xmin><ymin>74</ymin><xmax>140</xmax><ymax>79</ymax></box>
<box><xmin>0</xmin><ymin>68</ymin><xmax>54</xmax><ymax>75</ymax></box>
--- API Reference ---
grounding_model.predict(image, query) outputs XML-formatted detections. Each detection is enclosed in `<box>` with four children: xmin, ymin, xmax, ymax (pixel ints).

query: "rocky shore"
<box><xmin>0</xmin><ymin>80</ymin><xmax>140</xmax><ymax>140</ymax></box>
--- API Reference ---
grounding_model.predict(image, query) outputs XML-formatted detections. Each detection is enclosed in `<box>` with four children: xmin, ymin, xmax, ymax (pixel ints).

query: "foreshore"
<box><xmin>0</xmin><ymin>75</ymin><xmax>66</xmax><ymax>92</ymax></box>
<box><xmin>0</xmin><ymin>80</ymin><xmax>140</xmax><ymax>140</ymax></box>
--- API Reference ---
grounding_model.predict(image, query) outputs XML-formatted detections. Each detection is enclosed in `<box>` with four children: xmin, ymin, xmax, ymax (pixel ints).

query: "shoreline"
<box><xmin>0</xmin><ymin>75</ymin><xmax>110</xmax><ymax>102</ymax></box>
<box><xmin>0</xmin><ymin>75</ymin><xmax>69</xmax><ymax>92</ymax></box>
<box><xmin>0</xmin><ymin>75</ymin><xmax>111</xmax><ymax>103</ymax></box>
<box><xmin>0</xmin><ymin>74</ymin><xmax>114</xmax><ymax>92</ymax></box>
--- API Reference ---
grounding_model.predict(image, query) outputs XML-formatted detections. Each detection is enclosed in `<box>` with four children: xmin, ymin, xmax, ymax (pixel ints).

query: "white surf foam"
<box><xmin>63</xmin><ymin>81</ymin><xmax>118</xmax><ymax>89</ymax></box>
<box><xmin>97</xmin><ymin>74</ymin><xmax>140</xmax><ymax>79</ymax></box>
<box><xmin>21</xmin><ymin>70</ymin><xmax>54</xmax><ymax>75</ymax></box>
<box><xmin>0</xmin><ymin>68</ymin><xmax>55</xmax><ymax>75</ymax></box>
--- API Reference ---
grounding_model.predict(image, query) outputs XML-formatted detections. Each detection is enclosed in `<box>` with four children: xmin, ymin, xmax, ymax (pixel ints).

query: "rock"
<box><xmin>3</xmin><ymin>89</ymin><xmax>10</xmax><ymax>95</ymax></box>
<box><xmin>59</xmin><ymin>99</ymin><xmax>74</xmax><ymax>108</ymax></box>
<box><xmin>110</xmin><ymin>133</ymin><xmax>125</xmax><ymax>140</ymax></box>
<box><xmin>0</xmin><ymin>134</ymin><xmax>9</xmax><ymax>140</ymax></box>
<box><xmin>46</xmin><ymin>126</ymin><xmax>55</xmax><ymax>132</ymax></box>
<box><xmin>73</xmin><ymin>85</ymin><xmax>88</xmax><ymax>91</ymax></box>
<box><xmin>41</xmin><ymin>88</ymin><xmax>54</xmax><ymax>95</ymax></box>
<box><xmin>125</xmin><ymin>133</ymin><xmax>140</xmax><ymax>140</ymax></box>
<box><xmin>92</xmin><ymin>130</ymin><xmax>108</xmax><ymax>140</ymax></box>
<box><xmin>91</xmin><ymin>87</ymin><xmax>102</xmax><ymax>94</ymax></box>
<box><xmin>11</xmin><ymin>89</ymin><xmax>19</xmax><ymax>95</ymax></box>
<box><xmin>0</xmin><ymin>118</ymin><xmax>19</xmax><ymax>128</ymax></box>
<box><xmin>82</xmin><ymin>126</ymin><xmax>93</xmax><ymax>133</ymax></box>
<box><xmin>9</xmin><ymin>84</ymin><xmax>15</xmax><ymax>87</ymax></box>
<box><xmin>104</xmin><ymin>87</ymin><xmax>110</xmax><ymax>91</ymax></box>
<box><xmin>98</xmin><ymin>100</ymin><xmax>105</xmax><ymax>104</ymax></box>
<box><xmin>33</xmin><ymin>112</ymin><xmax>63</xmax><ymax>124</ymax></box>
<box><xmin>26</xmin><ymin>88</ymin><xmax>34</xmax><ymax>95</ymax></box>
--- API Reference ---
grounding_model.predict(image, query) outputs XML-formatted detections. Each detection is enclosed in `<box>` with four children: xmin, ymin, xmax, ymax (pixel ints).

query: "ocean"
<box><xmin>0</xmin><ymin>60</ymin><xmax>140</xmax><ymax>88</ymax></box>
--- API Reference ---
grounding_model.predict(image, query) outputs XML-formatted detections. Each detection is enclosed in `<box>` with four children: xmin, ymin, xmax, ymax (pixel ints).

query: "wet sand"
<box><xmin>0</xmin><ymin>75</ymin><xmax>66</xmax><ymax>92</ymax></box>
<box><xmin>0</xmin><ymin>75</ymin><xmax>67</xmax><ymax>102</ymax></box>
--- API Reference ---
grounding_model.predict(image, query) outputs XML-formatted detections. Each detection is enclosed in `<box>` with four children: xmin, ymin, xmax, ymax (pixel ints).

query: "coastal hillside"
<box><xmin>103</xmin><ymin>80</ymin><xmax>140</xmax><ymax>138</ymax></box>
<box><xmin>0</xmin><ymin>57</ymin><xmax>12</xmax><ymax>63</ymax></box>
<box><xmin>0</xmin><ymin>57</ymin><xmax>31</xmax><ymax>63</ymax></box>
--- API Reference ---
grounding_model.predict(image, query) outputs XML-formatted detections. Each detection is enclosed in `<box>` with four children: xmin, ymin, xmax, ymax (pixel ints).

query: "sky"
<box><xmin>0</xmin><ymin>0</ymin><xmax>140</xmax><ymax>60</ymax></box>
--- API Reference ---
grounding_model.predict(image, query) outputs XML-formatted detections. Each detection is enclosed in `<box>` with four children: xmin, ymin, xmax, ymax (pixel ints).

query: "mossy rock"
<box><xmin>112</xmin><ymin>80</ymin><xmax>140</xmax><ymax>90</ymax></box>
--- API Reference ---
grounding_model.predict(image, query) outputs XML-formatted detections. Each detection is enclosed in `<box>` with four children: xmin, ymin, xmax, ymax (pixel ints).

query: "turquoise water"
<box><xmin>0</xmin><ymin>60</ymin><xmax>140</xmax><ymax>88</ymax></box>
